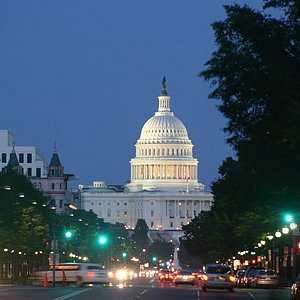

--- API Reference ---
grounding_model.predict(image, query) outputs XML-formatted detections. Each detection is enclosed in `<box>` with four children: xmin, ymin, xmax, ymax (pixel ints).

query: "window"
<box><xmin>27</xmin><ymin>168</ymin><xmax>32</xmax><ymax>176</ymax></box>
<box><xmin>36</xmin><ymin>168</ymin><xmax>41</xmax><ymax>177</ymax></box>
<box><xmin>151</xmin><ymin>222</ymin><xmax>154</xmax><ymax>228</ymax></box>
<box><xmin>60</xmin><ymin>183</ymin><xmax>63</xmax><ymax>190</ymax></box>
<box><xmin>59</xmin><ymin>200</ymin><xmax>63</xmax><ymax>209</ymax></box>
<box><xmin>1</xmin><ymin>153</ymin><xmax>7</xmax><ymax>163</ymax></box>
<box><xmin>124</xmin><ymin>211</ymin><xmax>128</xmax><ymax>217</ymax></box>
<box><xmin>19</xmin><ymin>153</ymin><xmax>24</xmax><ymax>163</ymax></box>
<box><xmin>107</xmin><ymin>209</ymin><xmax>111</xmax><ymax>217</ymax></box>
<box><xmin>27</xmin><ymin>153</ymin><xmax>32</xmax><ymax>163</ymax></box>
<box><xmin>170</xmin><ymin>222</ymin><xmax>173</xmax><ymax>228</ymax></box>
<box><xmin>51</xmin><ymin>183</ymin><xmax>55</xmax><ymax>190</ymax></box>
<box><xmin>117</xmin><ymin>211</ymin><xmax>120</xmax><ymax>217</ymax></box>
<box><xmin>151</xmin><ymin>210</ymin><xmax>154</xmax><ymax>217</ymax></box>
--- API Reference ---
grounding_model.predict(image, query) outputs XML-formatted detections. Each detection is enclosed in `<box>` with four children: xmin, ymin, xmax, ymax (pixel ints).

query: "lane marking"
<box><xmin>53</xmin><ymin>288</ymin><xmax>91</xmax><ymax>300</ymax></box>
<box><xmin>248</xmin><ymin>291</ymin><xmax>256</xmax><ymax>299</ymax></box>
<box><xmin>197</xmin><ymin>289</ymin><xmax>200</xmax><ymax>299</ymax></box>
<box><xmin>140</xmin><ymin>289</ymin><xmax>148</xmax><ymax>295</ymax></box>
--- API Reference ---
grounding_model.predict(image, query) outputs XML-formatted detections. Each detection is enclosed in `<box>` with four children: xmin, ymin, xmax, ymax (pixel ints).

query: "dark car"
<box><xmin>243</xmin><ymin>266</ymin><xmax>265</xmax><ymax>287</ymax></box>
<box><xmin>291</xmin><ymin>273</ymin><xmax>300</xmax><ymax>299</ymax></box>
<box><xmin>235</xmin><ymin>270</ymin><xmax>245</xmax><ymax>287</ymax></box>
<box><xmin>158</xmin><ymin>269</ymin><xmax>174</xmax><ymax>282</ymax></box>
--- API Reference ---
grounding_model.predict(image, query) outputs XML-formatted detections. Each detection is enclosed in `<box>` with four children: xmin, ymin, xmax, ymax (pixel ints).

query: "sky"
<box><xmin>0</xmin><ymin>0</ymin><xmax>263</xmax><ymax>190</ymax></box>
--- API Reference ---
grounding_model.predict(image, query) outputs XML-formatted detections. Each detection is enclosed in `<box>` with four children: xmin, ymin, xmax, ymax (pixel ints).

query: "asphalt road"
<box><xmin>0</xmin><ymin>279</ymin><xmax>291</xmax><ymax>300</ymax></box>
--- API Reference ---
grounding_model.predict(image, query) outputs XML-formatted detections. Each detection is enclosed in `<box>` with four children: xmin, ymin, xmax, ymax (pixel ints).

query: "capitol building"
<box><xmin>79</xmin><ymin>78</ymin><xmax>213</xmax><ymax>241</ymax></box>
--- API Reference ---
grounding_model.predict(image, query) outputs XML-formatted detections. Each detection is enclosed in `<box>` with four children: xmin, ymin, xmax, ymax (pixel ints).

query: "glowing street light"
<box><xmin>0</xmin><ymin>185</ymin><xmax>11</xmax><ymax>191</ymax></box>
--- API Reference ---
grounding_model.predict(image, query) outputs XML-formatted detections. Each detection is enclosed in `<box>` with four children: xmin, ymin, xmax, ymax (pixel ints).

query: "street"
<box><xmin>0</xmin><ymin>279</ymin><xmax>291</xmax><ymax>300</ymax></box>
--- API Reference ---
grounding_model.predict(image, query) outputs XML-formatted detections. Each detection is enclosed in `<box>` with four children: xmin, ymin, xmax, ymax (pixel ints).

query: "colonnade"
<box><xmin>131</xmin><ymin>164</ymin><xmax>197</xmax><ymax>180</ymax></box>
<box><xmin>165</xmin><ymin>199</ymin><xmax>211</xmax><ymax>219</ymax></box>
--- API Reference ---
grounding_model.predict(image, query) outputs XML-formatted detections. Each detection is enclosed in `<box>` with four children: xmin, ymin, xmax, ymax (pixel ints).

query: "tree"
<box><xmin>131</xmin><ymin>219</ymin><xmax>150</xmax><ymax>249</ymax></box>
<box><xmin>182</xmin><ymin>0</ymin><xmax>300</xmax><ymax>261</ymax></box>
<box><xmin>0</xmin><ymin>169</ymin><xmax>52</xmax><ymax>253</ymax></box>
<box><xmin>148</xmin><ymin>240</ymin><xmax>173</xmax><ymax>263</ymax></box>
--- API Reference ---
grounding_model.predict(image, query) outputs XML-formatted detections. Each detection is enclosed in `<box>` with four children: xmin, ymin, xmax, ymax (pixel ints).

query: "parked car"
<box><xmin>243</xmin><ymin>266</ymin><xmax>265</xmax><ymax>287</ymax></box>
<box><xmin>235</xmin><ymin>270</ymin><xmax>245</xmax><ymax>287</ymax></box>
<box><xmin>173</xmin><ymin>269</ymin><xmax>197</xmax><ymax>286</ymax></box>
<box><xmin>201</xmin><ymin>264</ymin><xmax>235</xmax><ymax>292</ymax></box>
<box><xmin>251</xmin><ymin>269</ymin><xmax>279</xmax><ymax>288</ymax></box>
<box><xmin>291</xmin><ymin>273</ymin><xmax>300</xmax><ymax>299</ymax></box>
<box><xmin>158</xmin><ymin>269</ymin><xmax>174</xmax><ymax>282</ymax></box>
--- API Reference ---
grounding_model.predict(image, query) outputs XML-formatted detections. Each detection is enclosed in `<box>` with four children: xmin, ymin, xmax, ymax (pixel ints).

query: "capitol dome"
<box><xmin>125</xmin><ymin>78</ymin><xmax>204</xmax><ymax>192</ymax></box>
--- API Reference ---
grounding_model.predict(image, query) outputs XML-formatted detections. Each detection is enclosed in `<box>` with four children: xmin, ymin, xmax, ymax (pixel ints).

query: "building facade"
<box><xmin>0</xmin><ymin>130</ymin><xmax>47</xmax><ymax>178</ymax></box>
<box><xmin>79</xmin><ymin>79</ymin><xmax>213</xmax><ymax>240</ymax></box>
<box><xmin>0</xmin><ymin>129</ymin><xmax>73</xmax><ymax>213</ymax></box>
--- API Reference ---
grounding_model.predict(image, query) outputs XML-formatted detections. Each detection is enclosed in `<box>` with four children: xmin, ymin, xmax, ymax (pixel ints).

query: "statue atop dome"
<box><xmin>161</xmin><ymin>76</ymin><xmax>168</xmax><ymax>96</ymax></box>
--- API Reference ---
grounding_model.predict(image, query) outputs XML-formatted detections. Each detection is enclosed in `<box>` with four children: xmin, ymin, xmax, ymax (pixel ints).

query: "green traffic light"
<box><xmin>98</xmin><ymin>235</ymin><xmax>108</xmax><ymax>245</ymax></box>
<box><xmin>284</xmin><ymin>214</ymin><xmax>293</xmax><ymax>223</ymax></box>
<box><xmin>122</xmin><ymin>252</ymin><xmax>127</xmax><ymax>258</ymax></box>
<box><xmin>65</xmin><ymin>230</ymin><xmax>73</xmax><ymax>238</ymax></box>
<box><xmin>152</xmin><ymin>256</ymin><xmax>157</xmax><ymax>262</ymax></box>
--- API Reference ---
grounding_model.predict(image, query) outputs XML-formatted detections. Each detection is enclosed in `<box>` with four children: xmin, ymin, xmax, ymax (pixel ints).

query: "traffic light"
<box><xmin>98</xmin><ymin>234</ymin><xmax>108</xmax><ymax>245</ymax></box>
<box><xmin>152</xmin><ymin>256</ymin><xmax>157</xmax><ymax>262</ymax></box>
<box><xmin>122</xmin><ymin>252</ymin><xmax>127</xmax><ymax>258</ymax></box>
<box><xmin>283</xmin><ymin>213</ymin><xmax>293</xmax><ymax>223</ymax></box>
<box><xmin>65</xmin><ymin>230</ymin><xmax>73</xmax><ymax>239</ymax></box>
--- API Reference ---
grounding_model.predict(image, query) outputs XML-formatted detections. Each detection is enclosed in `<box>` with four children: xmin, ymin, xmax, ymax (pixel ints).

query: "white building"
<box><xmin>80</xmin><ymin>79</ymin><xmax>213</xmax><ymax>241</ymax></box>
<box><xmin>0</xmin><ymin>130</ymin><xmax>74</xmax><ymax>213</ymax></box>
<box><xmin>0</xmin><ymin>129</ymin><xmax>47</xmax><ymax>177</ymax></box>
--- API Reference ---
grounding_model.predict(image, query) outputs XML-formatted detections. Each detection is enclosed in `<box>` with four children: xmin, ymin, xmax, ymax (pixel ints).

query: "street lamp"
<box><xmin>282</xmin><ymin>227</ymin><xmax>290</xmax><ymax>235</ymax></box>
<box><xmin>0</xmin><ymin>185</ymin><xmax>11</xmax><ymax>191</ymax></box>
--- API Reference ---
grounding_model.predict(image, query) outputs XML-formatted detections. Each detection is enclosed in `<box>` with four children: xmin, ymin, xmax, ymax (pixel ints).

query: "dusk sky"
<box><xmin>1</xmin><ymin>1</ymin><xmax>263</xmax><ymax>189</ymax></box>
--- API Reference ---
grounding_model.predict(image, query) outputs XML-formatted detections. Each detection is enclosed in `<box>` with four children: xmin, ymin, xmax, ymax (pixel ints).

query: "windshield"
<box><xmin>206</xmin><ymin>266</ymin><xmax>231</xmax><ymax>274</ymax></box>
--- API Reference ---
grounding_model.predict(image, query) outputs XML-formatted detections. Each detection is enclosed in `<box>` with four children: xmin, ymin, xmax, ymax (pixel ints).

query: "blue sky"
<box><xmin>0</xmin><ymin>1</ymin><xmax>263</xmax><ymax>189</ymax></box>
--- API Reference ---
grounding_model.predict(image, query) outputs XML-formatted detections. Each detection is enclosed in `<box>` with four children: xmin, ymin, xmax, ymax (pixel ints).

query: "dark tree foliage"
<box><xmin>182</xmin><ymin>0</ymin><xmax>300</xmax><ymax>261</ymax></box>
<box><xmin>131</xmin><ymin>219</ymin><xmax>150</xmax><ymax>249</ymax></box>
<box><xmin>148</xmin><ymin>240</ymin><xmax>174</xmax><ymax>262</ymax></box>
<box><xmin>0</xmin><ymin>169</ymin><xmax>52</xmax><ymax>254</ymax></box>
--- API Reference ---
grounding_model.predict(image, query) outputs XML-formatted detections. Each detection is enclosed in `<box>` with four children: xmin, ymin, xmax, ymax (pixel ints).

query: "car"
<box><xmin>173</xmin><ymin>269</ymin><xmax>197</xmax><ymax>286</ymax></box>
<box><xmin>251</xmin><ymin>269</ymin><xmax>279</xmax><ymax>288</ymax></box>
<box><xmin>201</xmin><ymin>264</ymin><xmax>235</xmax><ymax>292</ymax></box>
<box><xmin>243</xmin><ymin>266</ymin><xmax>265</xmax><ymax>287</ymax></box>
<box><xmin>31</xmin><ymin>262</ymin><xmax>115</xmax><ymax>286</ymax></box>
<box><xmin>291</xmin><ymin>273</ymin><xmax>300</xmax><ymax>300</ymax></box>
<box><xmin>235</xmin><ymin>270</ymin><xmax>245</xmax><ymax>287</ymax></box>
<box><xmin>158</xmin><ymin>269</ymin><xmax>174</xmax><ymax>282</ymax></box>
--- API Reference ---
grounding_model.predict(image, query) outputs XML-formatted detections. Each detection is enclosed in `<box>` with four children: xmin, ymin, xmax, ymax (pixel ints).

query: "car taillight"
<box><xmin>229</xmin><ymin>275</ymin><xmax>235</xmax><ymax>282</ymax></box>
<box><xmin>87</xmin><ymin>271</ymin><xmax>96</xmax><ymax>278</ymax></box>
<box><xmin>202</xmin><ymin>274</ymin><xmax>208</xmax><ymax>281</ymax></box>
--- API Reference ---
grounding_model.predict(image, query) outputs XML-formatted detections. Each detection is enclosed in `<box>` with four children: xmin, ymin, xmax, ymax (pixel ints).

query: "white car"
<box><xmin>32</xmin><ymin>262</ymin><xmax>115</xmax><ymax>286</ymax></box>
